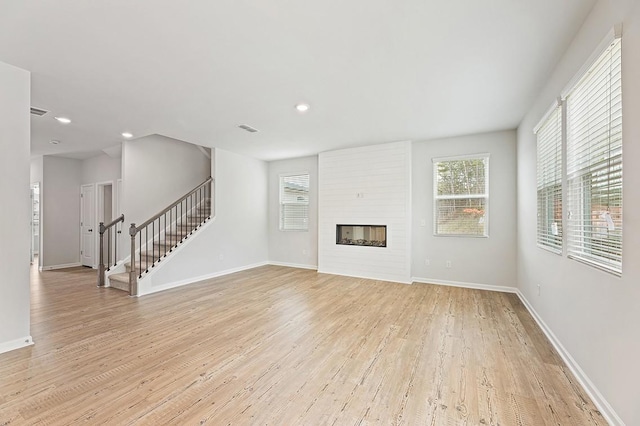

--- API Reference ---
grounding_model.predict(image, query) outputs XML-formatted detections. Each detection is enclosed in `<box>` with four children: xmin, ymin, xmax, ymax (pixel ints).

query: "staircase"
<box><xmin>103</xmin><ymin>177</ymin><xmax>213</xmax><ymax>295</ymax></box>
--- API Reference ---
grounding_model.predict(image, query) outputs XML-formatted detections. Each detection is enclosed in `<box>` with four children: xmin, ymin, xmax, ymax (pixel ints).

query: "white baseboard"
<box><xmin>268</xmin><ymin>261</ymin><xmax>318</xmax><ymax>270</ymax></box>
<box><xmin>411</xmin><ymin>277</ymin><xmax>518</xmax><ymax>293</ymax></box>
<box><xmin>41</xmin><ymin>262</ymin><xmax>82</xmax><ymax>271</ymax></box>
<box><xmin>411</xmin><ymin>277</ymin><xmax>622</xmax><ymax>424</ymax></box>
<box><xmin>139</xmin><ymin>261</ymin><xmax>269</xmax><ymax>296</ymax></box>
<box><xmin>515</xmin><ymin>290</ymin><xmax>624</xmax><ymax>426</ymax></box>
<box><xmin>0</xmin><ymin>336</ymin><xmax>34</xmax><ymax>355</ymax></box>
<box><xmin>317</xmin><ymin>269</ymin><xmax>412</xmax><ymax>285</ymax></box>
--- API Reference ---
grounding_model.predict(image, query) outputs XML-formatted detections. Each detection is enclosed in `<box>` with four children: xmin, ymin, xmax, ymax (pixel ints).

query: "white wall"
<box><xmin>138</xmin><ymin>149</ymin><xmax>269</xmax><ymax>295</ymax></box>
<box><xmin>318</xmin><ymin>141</ymin><xmax>412</xmax><ymax>283</ymax></box>
<box><xmin>80</xmin><ymin>152</ymin><xmax>121</xmax><ymax>185</ymax></box>
<box><xmin>41</xmin><ymin>156</ymin><xmax>82</xmax><ymax>269</ymax></box>
<box><xmin>268</xmin><ymin>156</ymin><xmax>318</xmax><ymax>268</ymax></box>
<box><xmin>0</xmin><ymin>60</ymin><xmax>31</xmax><ymax>353</ymax></box>
<box><xmin>122</xmin><ymin>134</ymin><xmax>210</xmax><ymax>228</ymax></box>
<box><xmin>517</xmin><ymin>1</ymin><xmax>640</xmax><ymax>424</ymax></box>
<box><xmin>412</xmin><ymin>130</ymin><xmax>517</xmax><ymax>289</ymax></box>
<box><xmin>30</xmin><ymin>156</ymin><xmax>43</xmax><ymax>184</ymax></box>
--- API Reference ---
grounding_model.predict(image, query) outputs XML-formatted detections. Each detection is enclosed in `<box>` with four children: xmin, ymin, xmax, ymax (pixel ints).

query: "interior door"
<box><xmin>80</xmin><ymin>184</ymin><xmax>96</xmax><ymax>267</ymax></box>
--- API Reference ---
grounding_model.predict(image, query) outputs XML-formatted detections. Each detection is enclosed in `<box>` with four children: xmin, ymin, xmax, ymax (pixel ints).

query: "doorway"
<box><xmin>30</xmin><ymin>183</ymin><xmax>40</xmax><ymax>266</ymax></box>
<box><xmin>80</xmin><ymin>184</ymin><xmax>96</xmax><ymax>267</ymax></box>
<box><xmin>97</xmin><ymin>182</ymin><xmax>114</xmax><ymax>266</ymax></box>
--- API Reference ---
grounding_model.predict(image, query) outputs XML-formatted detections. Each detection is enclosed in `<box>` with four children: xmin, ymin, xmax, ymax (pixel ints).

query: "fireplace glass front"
<box><xmin>336</xmin><ymin>225</ymin><xmax>386</xmax><ymax>247</ymax></box>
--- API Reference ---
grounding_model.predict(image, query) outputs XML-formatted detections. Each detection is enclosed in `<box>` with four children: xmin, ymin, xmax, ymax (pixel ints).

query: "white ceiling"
<box><xmin>0</xmin><ymin>0</ymin><xmax>596</xmax><ymax>161</ymax></box>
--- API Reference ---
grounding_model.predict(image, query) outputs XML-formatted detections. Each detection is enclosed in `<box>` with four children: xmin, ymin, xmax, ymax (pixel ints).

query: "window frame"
<box><xmin>279</xmin><ymin>172</ymin><xmax>310</xmax><ymax>232</ymax></box>
<box><xmin>432</xmin><ymin>153</ymin><xmax>490</xmax><ymax>238</ymax></box>
<box><xmin>534</xmin><ymin>102</ymin><xmax>563</xmax><ymax>254</ymax></box>
<box><xmin>532</xmin><ymin>27</ymin><xmax>623</xmax><ymax>276</ymax></box>
<box><xmin>563</xmin><ymin>35</ymin><xmax>623</xmax><ymax>276</ymax></box>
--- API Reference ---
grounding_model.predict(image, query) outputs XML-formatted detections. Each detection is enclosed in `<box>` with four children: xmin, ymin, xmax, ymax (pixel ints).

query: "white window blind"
<box><xmin>433</xmin><ymin>155</ymin><xmax>489</xmax><ymax>237</ymax></box>
<box><xmin>536</xmin><ymin>105</ymin><xmax>563</xmax><ymax>253</ymax></box>
<box><xmin>565</xmin><ymin>37</ymin><xmax>622</xmax><ymax>275</ymax></box>
<box><xmin>279</xmin><ymin>173</ymin><xmax>310</xmax><ymax>231</ymax></box>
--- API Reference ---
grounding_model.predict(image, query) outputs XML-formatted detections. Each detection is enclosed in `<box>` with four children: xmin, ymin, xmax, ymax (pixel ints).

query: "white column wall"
<box><xmin>0</xmin><ymin>60</ymin><xmax>31</xmax><ymax>353</ymax></box>
<box><xmin>41</xmin><ymin>156</ymin><xmax>82</xmax><ymax>269</ymax></box>
<box><xmin>30</xmin><ymin>156</ymin><xmax>43</xmax><ymax>184</ymax></box>
<box><xmin>318</xmin><ymin>141</ymin><xmax>412</xmax><ymax>283</ymax></box>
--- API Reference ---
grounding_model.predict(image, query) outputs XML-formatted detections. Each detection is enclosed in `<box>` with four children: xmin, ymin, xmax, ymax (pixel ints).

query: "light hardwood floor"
<box><xmin>0</xmin><ymin>264</ymin><xmax>604</xmax><ymax>425</ymax></box>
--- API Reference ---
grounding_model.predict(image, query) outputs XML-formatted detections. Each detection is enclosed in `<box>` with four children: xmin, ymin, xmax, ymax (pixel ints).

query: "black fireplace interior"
<box><xmin>336</xmin><ymin>224</ymin><xmax>386</xmax><ymax>247</ymax></box>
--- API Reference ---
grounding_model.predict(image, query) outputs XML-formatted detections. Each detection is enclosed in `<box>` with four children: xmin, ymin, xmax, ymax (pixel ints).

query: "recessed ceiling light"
<box><xmin>54</xmin><ymin>116</ymin><xmax>71</xmax><ymax>124</ymax></box>
<box><xmin>295</xmin><ymin>103</ymin><xmax>310</xmax><ymax>113</ymax></box>
<box><xmin>50</xmin><ymin>140</ymin><xmax>60</xmax><ymax>145</ymax></box>
<box><xmin>122</xmin><ymin>132</ymin><xmax>133</xmax><ymax>138</ymax></box>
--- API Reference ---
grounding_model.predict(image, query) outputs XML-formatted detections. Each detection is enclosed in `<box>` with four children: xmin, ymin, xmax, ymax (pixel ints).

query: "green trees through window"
<box><xmin>433</xmin><ymin>155</ymin><xmax>489</xmax><ymax>237</ymax></box>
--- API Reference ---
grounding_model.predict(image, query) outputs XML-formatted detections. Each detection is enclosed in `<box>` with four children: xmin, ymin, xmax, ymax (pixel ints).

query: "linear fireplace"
<box><xmin>336</xmin><ymin>224</ymin><xmax>386</xmax><ymax>247</ymax></box>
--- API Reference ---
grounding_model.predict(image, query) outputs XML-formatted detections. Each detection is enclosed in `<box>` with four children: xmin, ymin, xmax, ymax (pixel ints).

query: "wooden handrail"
<box><xmin>128</xmin><ymin>176</ymin><xmax>214</xmax><ymax>296</ymax></box>
<box><xmin>98</xmin><ymin>214</ymin><xmax>125</xmax><ymax>287</ymax></box>
<box><xmin>101</xmin><ymin>214</ymin><xmax>125</xmax><ymax>232</ymax></box>
<box><xmin>134</xmin><ymin>177</ymin><xmax>212</xmax><ymax>232</ymax></box>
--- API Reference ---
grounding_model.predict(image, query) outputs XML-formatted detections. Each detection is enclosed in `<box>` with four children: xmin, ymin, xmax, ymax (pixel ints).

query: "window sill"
<box><xmin>568</xmin><ymin>254</ymin><xmax>622</xmax><ymax>277</ymax></box>
<box><xmin>433</xmin><ymin>233</ymin><xmax>488</xmax><ymax>238</ymax></box>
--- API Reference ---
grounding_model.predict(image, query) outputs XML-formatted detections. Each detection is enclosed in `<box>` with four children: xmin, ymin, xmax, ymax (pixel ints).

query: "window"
<box><xmin>433</xmin><ymin>155</ymin><xmax>489</xmax><ymax>237</ymax></box>
<box><xmin>565</xmin><ymin>37</ymin><xmax>622</xmax><ymax>274</ymax></box>
<box><xmin>279</xmin><ymin>173</ymin><xmax>309</xmax><ymax>231</ymax></box>
<box><xmin>535</xmin><ymin>104</ymin><xmax>563</xmax><ymax>253</ymax></box>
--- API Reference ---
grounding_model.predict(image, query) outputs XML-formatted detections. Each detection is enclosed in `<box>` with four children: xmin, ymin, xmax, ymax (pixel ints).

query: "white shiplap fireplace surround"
<box><xmin>318</xmin><ymin>141</ymin><xmax>412</xmax><ymax>283</ymax></box>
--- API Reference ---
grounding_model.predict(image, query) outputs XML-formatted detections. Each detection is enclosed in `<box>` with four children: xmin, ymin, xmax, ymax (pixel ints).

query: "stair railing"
<box><xmin>128</xmin><ymin>177</ymin><xmax>213</xmax><ymax>296</ymax></box>
<box><xmin>98</xmin><ymin>214</ymin><xmax>125</xmax><ymax>286</ymax></box>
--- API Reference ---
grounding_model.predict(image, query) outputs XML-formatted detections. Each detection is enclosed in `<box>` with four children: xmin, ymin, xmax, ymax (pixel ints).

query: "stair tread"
<box><xmin>108</xmin><ymin>273</ymin><xmax>130</xmax><ymax>292</ymax></box>
<box><xmin>175</xmin><ymin>221</ymin><xmax>207</xmax><ymax>227</ymax></box>
<box><xmin>110</xmin><ymin>209</ymin><xmax>211</xmax><ymax>285</ymax></box>
<box><xmin>166</xmin><ymin>232</ymin><xmax>190</xmax><ymax>238</ymax></box>
<box><xmin>154</xmin><ymin>238</ymin><xmax>181</xmax><ymax>244</ymax></box>
<box><xmin>125</xmin><ymin>261</ymin><xmax>146</xmax><ymax>270</ymax></box>
<box><xmin>125</xmin><ymin>260</ymin><xmax>161</xmax><ymax>273</ymax></box>
<box><xmin>140</xmin><ymin>249</ymin><xmax>172</xmax><ymax>256</ymax></box>
<box><xmin>109</xmin><ymin>272</ymin><xmax>129</xmax><ymax>283</ymax></box>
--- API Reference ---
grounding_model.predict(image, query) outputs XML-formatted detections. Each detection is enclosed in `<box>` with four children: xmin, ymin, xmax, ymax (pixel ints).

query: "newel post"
<box><xmin>129</xmin><ymin>223</ymin><xmax>138</xmax><ymax>296</ymax></box>
<box><xmin>97</xmin><ymin>222</ymin><xmax>106</xmax><ymax>287</ymax></box>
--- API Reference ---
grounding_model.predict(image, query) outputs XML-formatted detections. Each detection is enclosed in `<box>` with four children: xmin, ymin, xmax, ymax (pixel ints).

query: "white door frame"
<box><xmin>30</xmin><ymin>182</ymin><xmax>41</xmax><ymax>266</ymax></box>
<box><xmin>80</xmin><ymin>184</ymin><xmax>96</xmax><ymax>268</ymax></box>
<box><xmin>96</xmin><ymin>181</ymin><xmax>116</xmax><ymax>221</ymax></box>
<box><xmin>116</xmin><ymin>179</ymin><xmax>123</xmax><ymax>263</ymax></box>
<box><xmin>96</xmin><ymin>180</ymin><xmax>116</xmax><ymax>268</ymax></box>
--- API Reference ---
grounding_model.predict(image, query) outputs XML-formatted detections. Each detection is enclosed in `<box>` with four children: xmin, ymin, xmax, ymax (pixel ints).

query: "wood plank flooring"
<box><xmin>0</xmin><ymin>264</ymin><xmax>605</xmax><ymax>425</ymax></box>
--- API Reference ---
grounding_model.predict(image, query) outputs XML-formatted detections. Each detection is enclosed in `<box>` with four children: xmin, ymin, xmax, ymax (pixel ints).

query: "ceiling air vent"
<box><xmin>238</xmin><ymin>124</ymin><xmax>258</xmax><ymax>133</ymax></box>
<box><xmin>30</xmin><ymin>106</ymin><xmax>49</xmax><ymax>116</ymax></box>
